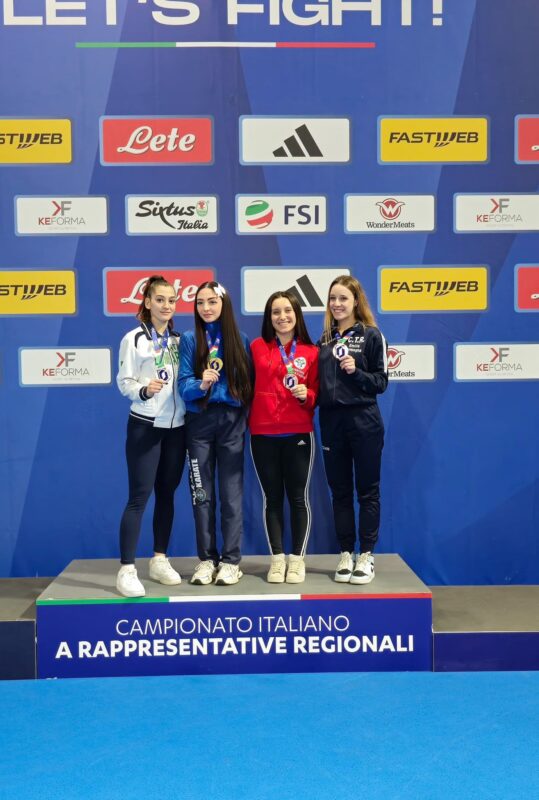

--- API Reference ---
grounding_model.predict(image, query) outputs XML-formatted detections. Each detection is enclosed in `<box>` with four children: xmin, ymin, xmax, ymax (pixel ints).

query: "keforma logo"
<box><xmin>126</xmin><ymin>196</ymin><xmax>218</xmax><ymax>234</ymax></box>
<box><xmin>240</xmin><ymin>117</ymin><xmax>350</xmax><ymax>164</ymax></box>
<box><xmin>0</xmin><ymin>119</ymin><xmax>72</xmax><ymax>164</ymax></box>
<box><xmin>0</xmin><ymin>270</ymin><xmax>76</xmax><ymax>315</ymax></box>
<box><xmin>454</xmin><ymin>344</ymin><xmax>539</xmax><ymax>381</ymax></box>
<box><xmin>19</xmin><ymin>348</ymin><xmax>112</xmax><ymax>386</ymax></box>
<box><xmin>236</xmin><ymin>196</ymin><xmax>326</xmax><ymax>233</ymax></box>
<box><xmin>515</xmin><ymin>265</ymin><xmax>539</xmax><ymax>312</ymax></box>
<box><xmin>242</xmin><ymin>267</ymin><xmax>350</xmax><ymax>313</ymax></box>
<box><xmin>100</xmin><ymin>117</ymin><xmax>213</xmax><ymax>165</ymax></box>
<box><xmin>378</xmin><ymin>117</ymin><xmax>488</xmax><ymax>163</ymax></box>
<box><xmin>103</xmin><ymin>268</ymin><xmax>215</xmax><ymax>316</ymax></box>
<box><xmin>15</xmin><ymin>197</ymin><xmax>108</xmax><ymax>235</ymax></box>
<box><xmin>454</xmin><ymin>194</ymin><xmax>539</xmax><ymax>232</ymax></box>
<box><xmin>515</xmin><ymin>116</ymin><xmax>539</xmax><ymax>163</ymax></box>
<box><xmin>379</xmin><ymin>267</ymin><xmax>488</xmax><ymax>312</ymax></box>
<box><xmin>345</xmin><ymin>195</ymin><xmax>435</xmax><ymax>232</ymax></box>
<box><xmin>387</xmin><ymin>345</ymin><xmax>436</xmax><ymax>381</ymax></box>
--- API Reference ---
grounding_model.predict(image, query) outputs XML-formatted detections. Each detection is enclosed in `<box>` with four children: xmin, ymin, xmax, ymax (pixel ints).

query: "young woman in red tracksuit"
<box><xmin>249</xmin><ymin>291</ymin><xmax>319</xmax><ymax>584</ymax></box>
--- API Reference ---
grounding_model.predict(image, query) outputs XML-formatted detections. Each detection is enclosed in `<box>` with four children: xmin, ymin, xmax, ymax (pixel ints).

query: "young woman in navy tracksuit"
<box><xmin>116</xmin><ymin>275</ymin><xmax>186</xmax><ymax>598</ymax></box>
<box><xmin>249</xmin><ymin>291</ymin><xmax>319</xmax><ymax>584</ymax></box>
<box><xmin>318</xmin><ymin>275</ymin><xmax>388</xmax><ymax>585</ymax></box>
<box><xmin>179</xmin><ymin>281</ymin><xmax>252</xmax><ymax>586</ymax></box>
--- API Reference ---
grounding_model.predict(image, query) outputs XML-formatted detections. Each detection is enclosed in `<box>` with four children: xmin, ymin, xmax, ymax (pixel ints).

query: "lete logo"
<box><xmin>100</xmin><ymin>117</ymin><xmax>213</xmax><ymax>165</ymax></box>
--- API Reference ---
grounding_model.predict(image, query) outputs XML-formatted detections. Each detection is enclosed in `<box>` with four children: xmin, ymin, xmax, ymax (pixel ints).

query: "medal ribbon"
<box><xmin>334</xmin><ymin>330</ymin><xmax>352</xmax><ymax>347</ymax></box>
<box><xmin>276</xmin><ymin>337</ymin><xmax>297</xmax><ymax>376</ymax></box>
<box><xmin>205</xmin><ymin>331</ymin><xmax>221</xmax><ymax>363</ymax></box>
<box><xmin>151</xmin><ymin>326</ymin><xmax>169</xmax><ymax>368</ymax></box>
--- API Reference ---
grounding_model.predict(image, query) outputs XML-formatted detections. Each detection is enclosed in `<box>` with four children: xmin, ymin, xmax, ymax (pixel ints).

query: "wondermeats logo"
<box><xmin>100</xmin><ymin>117</ymin><xmax>213</xmax><ymax>165</ymax></box>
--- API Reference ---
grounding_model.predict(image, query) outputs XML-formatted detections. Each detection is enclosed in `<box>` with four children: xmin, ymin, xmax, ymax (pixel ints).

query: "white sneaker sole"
<box><xmin>215</xmin><ymin>569</ymin><xmax>243</xmax><ymax>586</ymax></box>
<box><xmin>334</xmin><ymin>572</ymin><xmax>352</xmax><ymax>583</ymax></box>
<box><xmin>190</xmin><ymin>574</ymin><xmax>215</xmax><ymax>586</ymax></box>
<box><xmin>150</xmin><ymin>572</ymin><xmax>182</xmax><ymax>586</ymax></box>
<box><xmin>286</xmin><ymin>573</ymin><xmax>305</xmax><ymax>584</ymax></box>
<box><xmin>350</xmin><ymin>572</ymin><xmax>375</xmax><ymax>585</ymax></box>
<box><xmin>116</xmin><ymin>583</ymin><xmax>145</xmax><ymax>598</ymax></box>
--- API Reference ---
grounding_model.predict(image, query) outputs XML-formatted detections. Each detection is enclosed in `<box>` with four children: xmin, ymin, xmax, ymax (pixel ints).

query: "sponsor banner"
<box><xmin>240</xmin><ymin>117</ymin><xmax>350</xmax><ymax>164</ymax></box>
<box><xmin>126</xmin><ymin>196</ymin><xmax>218</xmax><ymax>234</ymax></box>
<box><xmin>0</xmin><ymin>118</ymin><xmax>71</xmax><ymax>164</ymax></box>
<box><xmin>15</xmin><ymin>196</ymin><xmax>108</xmax><ymax>235</ymax></box>
<box><xmin>100</xmin><ymin>116</ymin><xmax>213</xmax><ymax>166</ymax></box>
<box><xmin>236</xmin><ymin>196</ymin><xmax>326</xmax><ymax>234</ymax></box>
<box><xmin>0</xmin><ymin>270</ymin><xmax>76</xmax><ymax>316</ymax></box>
<box><xmin>515</xmin><ymin>115</ymin><xmax>539</xmax><ymax>164</ymax></box>
<box><xmin>378</xmin><ymin>117</ymin><xmax>488</xmax><ymax>163</ymax></box>
<box><xmin>454</xmin><ymin>194</ymin><xmax>539</xmax><ymax>232</ymax></box>
<box><xmin>103</xmin><ymin>268</ymin><xmax>215</xmax><ymax>316</ymax></box>
<box><xmin>20</xmin><ymin>348</ymin><xmax>112</xmax><ymax>387</ymax></box>
<box><xmin>345</xmin><ymin>195</ymin><xmax>435</xmax><ymax>233</ymax></box>
<box><xmin>242</xmin><ymin>267</ymin><xmax>350</xmax><ymax>314</ymax></box>
<box><xmin>454</xmin><ymin>344</ymin><xmax>539</xmax><ymax>381</ymax></box>
<box><xmin>36</xmin><ymin>596</ymin><xmax>432</xmax><ymax>678</ymax></box>
<box><xmin>515</xmin><ymin>265</ymin><xmax>539</xmax><ymax>312</ymax></box>
<box><xmin>387</xmin><ymin>345</ymin><xmax>436</xmax><ymax>381</ymax></box>
<box><xmin>379</xmin><ymin>267</ymin><xmax>488</xmax><ymax>313</ymax></box>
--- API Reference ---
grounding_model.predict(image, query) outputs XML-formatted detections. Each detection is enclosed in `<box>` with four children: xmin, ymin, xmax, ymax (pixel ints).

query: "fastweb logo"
<box><xmin>242</xmin><ymin>267</ymin><xmax>350</xmax><ymax>313</ymax></box>
<box><xmin>378</xmin><ymin>117</ymin><xmax>488</xmax><ymax>163</ymax></box>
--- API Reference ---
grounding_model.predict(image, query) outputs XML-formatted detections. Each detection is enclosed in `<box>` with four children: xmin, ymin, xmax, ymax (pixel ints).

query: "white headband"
<box><xmin>213</xmin><ymin>283</ymin><xmax>226</xmax><ymax>298</ymax></box>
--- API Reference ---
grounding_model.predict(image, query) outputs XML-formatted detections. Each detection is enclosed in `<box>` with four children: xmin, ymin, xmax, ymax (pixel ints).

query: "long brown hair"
<box><xmin>194</xmin><ymin>281</ymin><xmax>252</xmax><ymax>407</ymax></box>
<box><xmin>136</xmin><ymin>275</ymin><xmax>175</xmax><ymax>329</ymax></box>
<box><xmin>322</xmin><ymin>275</ymin><xmax>377</xmax><ymax>344</ymax></box>
<box><xmin>261</xmin><ymin>291</ymin><xmax>314</xmax><ymax>345</ymax></box>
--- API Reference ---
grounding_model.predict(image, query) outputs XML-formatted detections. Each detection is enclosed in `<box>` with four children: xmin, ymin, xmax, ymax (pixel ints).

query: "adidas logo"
<box><xmin>273</xmin><ymin>124</ymin><xmax>323</xmax><ymax>158</ymax></box>
<box><xmin>297</xmin><ymin>440</ymin><xmax>307</xmax><ymax>446</ymax></box>
<box><xmin>286</xmin><ymin>274</ymin><xmax>323</xmax><ymax>309</ymax></box>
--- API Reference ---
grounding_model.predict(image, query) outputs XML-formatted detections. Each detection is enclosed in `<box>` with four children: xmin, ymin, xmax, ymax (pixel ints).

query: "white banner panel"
<box><xmin>454</xmin><ymin>194</ymin><xmax>539</xmax><ymax>232</ymax></box>
<box><xmin>242</xmin><ymin>268</ymin><xmax>350</xmax><ymax>314</ymax></box>
<box><xmin>236</xmin><ymin>196</ymin><xmax>326</xmax><ymax>233</ymax></box>
<box><xmin>15</xmin><ymin>196</ymin><xmax>108</xmax><ymax>235</ymax></box>
<box><xmin>345</xmin><ymin>195</ymin><xmax>435</xmax><ymax>233</ymax></box>
<box><xmin>126</xmin><ymin>196</ymin><xmax>218</xmax><ymax>234</ymax></box>
<box><xmin>240</xmin><ymin>117</ymin><xmax>350</xmax><ymax>163</ymax></box>
<box><xmin>454</xmin><ymin>343</ymin><xmax>539</xmax><ymax>380</ymax></box>
<box><xmin>20</xmin><ymin>348</ymin><xmax>112</xmax><ymax>386</ymax></box>
<box><xmin>387</xmin><ymin>345</ymin><xmax>436</xmax><ymax>381</ymax></box>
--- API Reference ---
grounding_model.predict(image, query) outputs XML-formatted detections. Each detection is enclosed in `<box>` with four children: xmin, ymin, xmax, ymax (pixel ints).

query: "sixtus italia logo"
<box><xmin>126</xmin><ymin>196</ymin><xmax>218</xmax><ymax>234</ymax></box>
<box><xmin>515</xmin><ymin>116</ymin><xmax>539</xmax><ymax>164</ymax></box>
<box><xmin>454</xmin><ymin>343</ymin><xmax>539</xmax><ymax>381</ymax></box>
<box><xmin>15</xmin><ymin>197</ymin><xmax>108</xmax><ymax>235</ymax></box>
<box><xmin>0</xmin><ymin>270</ymin><xmax>76</xmax><ymax>315</ymax></box>
<box><xmin>103</xmin><ymin>268</ymin><xmax>215</xmax><ymax>316</ymax></box>
<box><xmin>454</xmin><ymin>194</ymin><xmax>539</xmax><ymax>233</ymax></box>
<box><xmin>100</xmin><ymin>117</ymin><xmax>213</xmax><ymax>165</ymax></box>
<box><xmin>345</xmin><ymin>195</ymin><xmax>435</xmax><ymax>233</ymax></box>
<box><xmin>0</xmin><ymin>119</ymin><xmax>72</xmax><ymax>164</ymax></box>
<box><xmin>379</xmin><ymin>267</ymin><xmax>488</xmax><ymax>312</ymax></box>
<box><xmin>19</xmin><ymin>348</ymin><xmax>112</xmax><ymax>387</ymax></box>
<box><xmin>387</xmin><ymin>345</ymin><xmax>436</xmax><ymax>381</ymax></box>
<box><xmin>515</xmin><ymin>265</ymin><xmax>539</xmax><ymax>312</ymax></box>
<box><xmin>378</xmin><ymin>117</ymin><xmax>488</xmax><ymax>163</ymax></box>
<box><xmin>236</xmin><ymin>196</ymin><xmax>326</xmax><ymax>234</ymax></box>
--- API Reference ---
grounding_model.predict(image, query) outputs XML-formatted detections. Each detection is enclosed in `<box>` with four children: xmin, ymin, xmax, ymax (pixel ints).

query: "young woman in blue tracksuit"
<box><xmin>116</xmin><ymin>275</ymin><xmax>186</xmax><ymax>598</ymax></box>
<box><xmin>179</xmin><ymin>281</ymin><xmax>252</xmax><ymax>586</ymax></box>
<box><xmin>318</xmin><ymin>275</ymin><xmax>388</xmax><ymax>585</ymax></box>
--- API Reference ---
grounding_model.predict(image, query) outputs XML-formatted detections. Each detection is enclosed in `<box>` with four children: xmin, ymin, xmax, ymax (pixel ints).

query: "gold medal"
<box><xmin>208</xmin><ymin>357</ymin><xmax>223</xmax><ymax>373</ymax></box>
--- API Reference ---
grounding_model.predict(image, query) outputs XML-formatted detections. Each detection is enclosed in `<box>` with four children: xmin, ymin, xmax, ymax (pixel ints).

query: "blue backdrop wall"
<box><xmin>0</xmin><ymin>0</ymin><xmax>537</xmax><ymax>584</ymax></box>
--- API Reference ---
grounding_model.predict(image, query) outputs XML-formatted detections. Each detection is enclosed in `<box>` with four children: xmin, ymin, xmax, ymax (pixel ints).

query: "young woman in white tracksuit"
<box><xmin>116</xmin><ymin>275</ymin><xmax>186</xmax><ymax>598</ymax></box>
<box><xmin>318</xmin><ymin>275</ymin><xmax>388</xmax><ymax>585</ymax></box>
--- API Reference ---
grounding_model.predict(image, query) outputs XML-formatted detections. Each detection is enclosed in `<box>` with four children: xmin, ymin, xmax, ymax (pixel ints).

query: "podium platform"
<box><xmin>36</xmin><ymin>555</ymin><xmax>433</xmax><ymax>678</ymax></box>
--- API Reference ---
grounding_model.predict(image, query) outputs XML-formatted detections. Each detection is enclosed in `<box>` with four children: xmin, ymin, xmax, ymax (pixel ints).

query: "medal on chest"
<box><xmin>151</xmin><ymin>327</ymin><xmax>170</xmax><ymax>381</ymax></box>
<box><xmin>206</xmin><ymin>331</ymin><xmax>223</xmax><ymax>373</ymax></box>
<box><xmin>277</xmin><ymin>337</ymin><xmax>299</xmax><ymax>390</ymax></box>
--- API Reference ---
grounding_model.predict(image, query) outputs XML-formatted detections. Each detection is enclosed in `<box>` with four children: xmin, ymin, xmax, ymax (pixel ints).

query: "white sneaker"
<box><xmin>190</xmin><ymin>560</ymin><xmax>217</xmax><ymax>585</ymax></box>
<box><xmin>149</xmin><ymin>556</ymin><xmax>181</xmax><ymax>585</ymax></box>
<box><xmin>267</xmin><ymin>554</ymin><xmax>286</xmax><ymax>583</ymax></box>
<box><xmin>116</xmin><ymin>565</ymin><xmax>145</xmax><ymax>598</ymax></box>
<box><xmin>215</xmin><ymin>563</ymin><xmax>243</xmax><ymax>586</ymax></box>
<box><xmin>286</xmin><ymin>555</ymin><xmax>305</xmax><ymax>584</ymax></box>
<box><xmin>334</xmin><ymin>551</ymin><xmax>354</xmax><ymax>583</ymax></box>
<box><xmin>351</xmin><ymin>552</ymin><xmax>375</xmax><ymax>584</ymax></box>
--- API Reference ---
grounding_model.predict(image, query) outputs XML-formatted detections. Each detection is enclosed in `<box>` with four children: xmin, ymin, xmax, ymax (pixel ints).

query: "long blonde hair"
<box><xmin>322</xmin><ymin>275</ymin><xmax>377</xmax><ymax>344</ymax></box>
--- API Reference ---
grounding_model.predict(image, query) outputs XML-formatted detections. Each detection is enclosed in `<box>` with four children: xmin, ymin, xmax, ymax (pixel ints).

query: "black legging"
<box><xmin>250</xmin><ymin>433</ymin><xmax>314</xmax><ymax>556</ymax></box>
<box><xmin>119</xmin><ymin>417</ymin><xmax>186</xmax><ymax>564</ymax></box>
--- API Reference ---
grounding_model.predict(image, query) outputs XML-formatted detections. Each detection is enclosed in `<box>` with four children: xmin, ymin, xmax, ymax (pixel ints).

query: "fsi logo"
<box><xmin>240</xmin><ymin>117</ymin><xmax>350</xmax><ymax>164</ymax></box>
<box><xmin>126</xmin><ymin>196</ymin><xmax>218</xmax><ymax>234</ymax></box>
<box><xmin>455</xmin><ymin>343</ymin><xmax>539</xmax><ymax>381</ymax></box>
<box><xmin>103</xmin><ymin>268</ymin><xmax>215</xmax><ymax>316</ymax></box>
<box><xmin>515</xmin><ymin>116</ymin><xmax>539</xmax><ymax>164</ymax></box>
<box><xmin>15</xmin><ymin>197</ymin><xmax>108</xmax><ymax>235</ymax></box>
<box><xmin>242</xmin><ymin>268</ymin><xmax>350</xmax><ymax>313</ymax></box>
<box><xmin>236</xmin><ymin>196</ymin><xmax>326</xmax><ymax>234</ymax></box>
<box><xmin>454</xmin><ymin>194</ymin><xmax>539</xmax><ymax>232</ymax></box>
<box><xmin>100</xmin><ymin>117</ymin><xmax>213</xmax><ymax>165</ymax></box>
<box><xmin>345</xmin><ymin>195</ymin><xmax>435</xmax><ymax>233</ymax></box>
<box><xmin>387</xmin><ymin>345</ymin><xmax>436</xmax><ymax>381</ymax></box>
<box><xmin>379</xmin><ymin>267</ymin><xmax>489</xmax><ymax>312</ymax></box>
<box><xmin>19</xmin><ymin>348</ymin><xmax>112</xmax><ymax>386</ymax></box>
<box><xmin>0</xmin><ymin>119</ymin><xmax>72</xmax><ymax>164</ymax></box>
<box><xmin>379</xmin><ymin>117</ymin><xmax>488</xmax><ymax>163</ymax></box>
<box><xmin>515</xmin><ymin>265</ymin><xmax>539</xmax><ymax>312</ymax></box>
